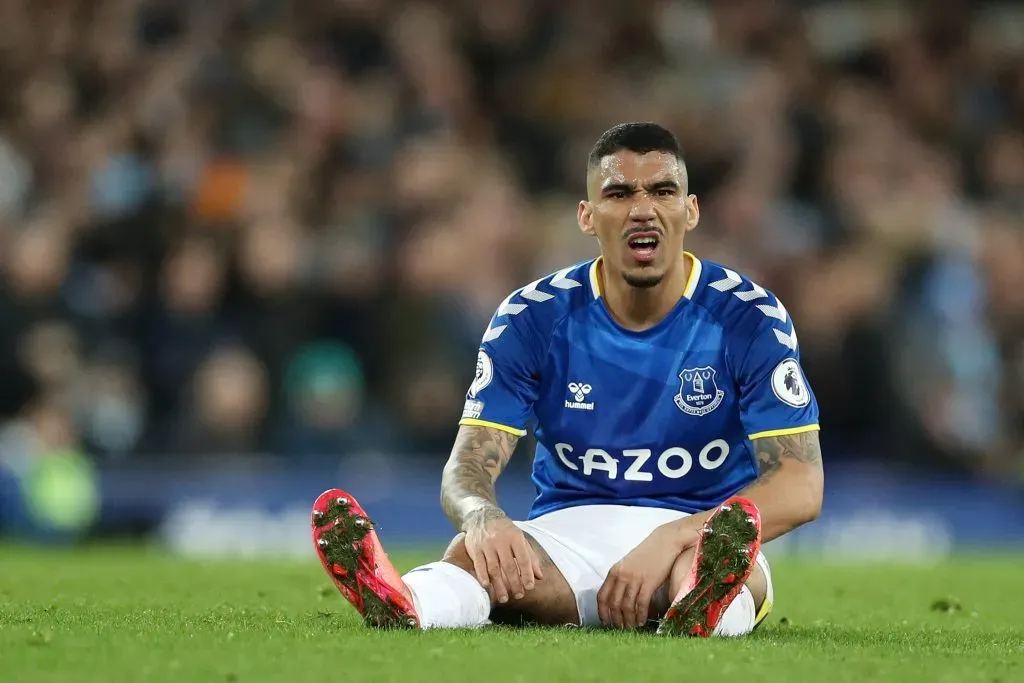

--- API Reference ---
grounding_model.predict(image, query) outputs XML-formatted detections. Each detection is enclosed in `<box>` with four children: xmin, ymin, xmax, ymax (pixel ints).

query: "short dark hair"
<box><xmin>587</xmin><ymin>122</ymin><xmax>684</xmax><ymax>169</ymax></box>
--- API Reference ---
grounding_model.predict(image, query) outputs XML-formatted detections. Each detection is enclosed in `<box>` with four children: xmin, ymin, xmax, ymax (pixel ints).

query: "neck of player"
<box><xmin>600</xmin><ymin>252</ymin><xmax>691</xmax><ymax>331</ymax></box>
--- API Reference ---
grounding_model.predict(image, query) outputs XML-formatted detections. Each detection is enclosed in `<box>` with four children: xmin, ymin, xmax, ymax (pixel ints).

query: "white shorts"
<box><xmin>514</xmin><ymin>504</ymin><xmax>773</xmax><ymax>627</ymax></box>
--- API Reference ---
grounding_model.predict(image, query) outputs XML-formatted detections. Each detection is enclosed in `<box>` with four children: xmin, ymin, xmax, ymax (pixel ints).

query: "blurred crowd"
<box><xmin>0</xmin><ymin>0</ymin><xmax>1021</xmax><ymax>482</ymax></box>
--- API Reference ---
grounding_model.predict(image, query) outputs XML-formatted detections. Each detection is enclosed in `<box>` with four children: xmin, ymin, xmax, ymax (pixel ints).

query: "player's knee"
<box><xmin>441</xmin><ymin>533</ymin><xmax>475</xmax><ymax>575</ymax></box>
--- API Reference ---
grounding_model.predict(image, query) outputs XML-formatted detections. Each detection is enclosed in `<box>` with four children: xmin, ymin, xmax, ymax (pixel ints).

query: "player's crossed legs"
<box><xmin>312</xmin><ymin>491</ymin><xmax>772</xmax><ymax>636</ymax></box>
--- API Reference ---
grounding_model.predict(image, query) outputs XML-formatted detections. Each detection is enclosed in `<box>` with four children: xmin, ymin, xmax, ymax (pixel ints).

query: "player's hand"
<box><xmin>463</xmin><ymin>510</ymin><xmax>544</xmax><ymax>604</ymax></box>
<box><xmin>598</xmin><ymin>523</ymin><xmax>687</xmax><ymax>629</ymax></box>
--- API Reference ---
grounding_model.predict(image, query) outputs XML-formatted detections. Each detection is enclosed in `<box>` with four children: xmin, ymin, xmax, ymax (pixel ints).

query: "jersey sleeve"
<box><xmin>734</xmin><ymin>316</ymin><xmax>820</xmax><ymax>441</ymax></box>
<box><xmin>458</xmin><ymin>308</ymin><xmax>541</xmax><ymax>437</ymax></box>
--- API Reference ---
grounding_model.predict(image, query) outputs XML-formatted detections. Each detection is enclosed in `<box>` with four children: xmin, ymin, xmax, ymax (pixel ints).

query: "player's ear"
<box><xmin>685</xmin><ymin>194</ymin><xmax>700</xmax><ymax>233</ymax></box>
<box><xmin>578</xmin><ymin>201</ymin><xmax>596</xmax><ymax>236</ymax></box>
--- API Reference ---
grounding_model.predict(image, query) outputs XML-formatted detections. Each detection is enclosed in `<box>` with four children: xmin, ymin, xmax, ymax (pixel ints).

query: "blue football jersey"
<box><xmin>459</xmin><ymin>253</ymin><xmax>820</xmax><ymax>519</ymax></box>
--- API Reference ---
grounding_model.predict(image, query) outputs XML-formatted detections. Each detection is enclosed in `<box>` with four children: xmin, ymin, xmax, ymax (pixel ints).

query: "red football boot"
<box><xmin>657</xmin><ymin>496</ymin><xmax>762</xmax><ymax>637</ymax></box>
<box><xmin>311</xmin><ymin>489</ymin><xmax>420</xmax><ymax>629</ymax></box>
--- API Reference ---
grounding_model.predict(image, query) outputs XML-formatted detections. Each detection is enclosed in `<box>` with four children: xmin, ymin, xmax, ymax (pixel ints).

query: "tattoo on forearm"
<box><xmin>754</xmin><ymin>432</ymin><xmax>822</xmax><ymax>483</ymax></box>
<box><xmin>441</xmin><ymin>426</ymin><xmax>519</xmax><ymax>529</ymax></box>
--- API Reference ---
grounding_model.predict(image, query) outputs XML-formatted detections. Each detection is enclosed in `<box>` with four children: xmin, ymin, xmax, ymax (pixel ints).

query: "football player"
<box><xmin>312</xmin><ymin>122</ymin><xmax>823</xmax><ymax>636</ymax></box>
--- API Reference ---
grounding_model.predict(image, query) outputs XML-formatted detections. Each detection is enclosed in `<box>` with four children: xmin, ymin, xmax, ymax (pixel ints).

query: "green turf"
<box><xmin>1</xmin><ymin>545</ymin><xmax>1022</xmax><ymax>683</ymax></box>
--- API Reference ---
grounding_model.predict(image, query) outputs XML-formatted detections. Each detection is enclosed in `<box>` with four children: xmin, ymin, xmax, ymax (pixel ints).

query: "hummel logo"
<box><xmin>565</xmin><ymin>382</ymin><xmax>594</xmax><ymax>411</ymax></box>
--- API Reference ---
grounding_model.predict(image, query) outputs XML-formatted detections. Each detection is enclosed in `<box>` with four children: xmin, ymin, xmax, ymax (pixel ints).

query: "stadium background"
<box><xmin>0</xmin><ymin>0</ymin><xmax>1022</xmax><ymax>559</ymax></box>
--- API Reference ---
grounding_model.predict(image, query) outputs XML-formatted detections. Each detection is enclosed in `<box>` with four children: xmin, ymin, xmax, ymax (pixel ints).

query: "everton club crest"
<box><xmin>675</xmin><ymin>366</ymin><xmax>725</xmax><ymax>416</ymax></box>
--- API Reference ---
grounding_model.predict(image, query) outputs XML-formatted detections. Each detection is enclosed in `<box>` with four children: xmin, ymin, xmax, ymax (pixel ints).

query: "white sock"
<box><xmin>758</xmin><ymin>553</ymin><xmax>774</xmax><ymax>616</ymax></box>
<box><xmin>402</xmin><ymin>561</ymin><xmax>490</xmax><ymax>629</ymax></box>
<box><xmin>712</xmin><ymin>585</ymin><xmax>756</xmax><ymax>637</ymax></box>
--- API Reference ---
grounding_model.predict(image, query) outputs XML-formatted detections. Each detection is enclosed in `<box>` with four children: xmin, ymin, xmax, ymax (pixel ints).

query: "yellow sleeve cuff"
<box><xmin>748</xmin><ymin>424</ymin><xmax>820</xmax><ymax>441</ymax></box>
<box><xmin>458</xmin><ymin>418</ymin><xmax>528</xmax><ymax>437</ymax></box>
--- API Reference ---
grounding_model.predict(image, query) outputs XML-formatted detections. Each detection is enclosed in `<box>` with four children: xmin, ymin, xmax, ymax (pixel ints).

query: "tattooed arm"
<box><xmin>440</xmin><ymin>425</ymin><xmax>520</xmax><ymax>532</ymax></box>
<box><xmin>736</xmin><ymin>430</ymin><xmax>824</xmax><ymax>542</ymax></box>
<box><xmin>663</xmin><ymin>430</ymin><xmax>824</xmax><ymax>550</ymax></box>
<box><xmin>441</xmin><ymin>424</ymin><xmax>544</xmax><ymax>601</ymax></box>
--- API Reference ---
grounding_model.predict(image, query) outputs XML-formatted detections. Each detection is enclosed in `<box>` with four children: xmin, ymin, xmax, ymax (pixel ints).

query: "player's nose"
<box><xmin>628</xmin><ymin>192</ymin><xmax>656</xmax><ymax>222</ymax></box>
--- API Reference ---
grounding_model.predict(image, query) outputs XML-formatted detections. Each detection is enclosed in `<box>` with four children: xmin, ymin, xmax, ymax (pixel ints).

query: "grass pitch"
<box><xmin>1</xmin><ymin>545</ymin><xmax>1022</xmax><ymax>683</ymax></box>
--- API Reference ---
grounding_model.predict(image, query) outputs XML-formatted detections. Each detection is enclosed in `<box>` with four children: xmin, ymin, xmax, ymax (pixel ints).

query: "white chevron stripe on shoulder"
<box><xmin>496</xmin><ymin>294</ymin><xmax>527</xmax><ymax>317</ymax></box>
<box><xmin>520</xmin><ymin>278</ymin><xmax>555</xmax><ymax>302</ymax></box>
<box><xmin>711</xmin><ymin>265</ymin><xmax>799</xmax><ymax>351</ymax></box>
<box><xmin>774</xmin><ymin>327</ymin><xmax>798</xmax><ymax>351</ymax></box>
<box><xmin>482</xmin><ymin>323</ymin><xmax>507</xmax><ymax>343</ymax></box>
<box><xmin>756</xmin><ymin>298</ymin><xmax>788</xmax><ymax>323</ymax></box>
<box><xmin>710</xmin><ymin>267</ymin><xmax>768</xmax><ymax>304</ymax></box>
<box><xmin>709</xmin><ymin>268</ymin><xmax>742</xmax><ymax>291</ymax></box>
<box><xmin>549</xmin><ymin>267</ymin><xmax>582</xmax><ymax>290</ymax></box>
<box><xmin>734</xmin><ymin>282</ymin><xmax>768</xmax><ymax>302</ymax></box>
<box><xmin>480</xmin><ymin>268</ymin><xmax>581</xmax><ymax>344</ymax></box>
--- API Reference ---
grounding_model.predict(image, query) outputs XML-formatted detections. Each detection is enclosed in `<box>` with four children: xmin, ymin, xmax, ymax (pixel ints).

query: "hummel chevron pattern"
<box><xmin>773</xmin><ymin>328</ymin><xmax>798</xmax><ymax>351</ymax></box>
<box><xmin>549</xmin><ymin>268</ymin><xmax>583</xmax><ymax>290</ymax></box>
<box><xmin>756</xmin><ymin>300</ymin><xmax>788</xmax><ymax>323</ymax></box>
<box><xmin>482</xmin><ymin>323</ymin><xmax>507</xmax><ymax>343</ymax></box>
<box><xmin>709</xmin><ymin>267</ymin><xmax>798</xmax><ymax>352</ymax></box>
<box><xmin>482</xmin><ymin>270</ymin><xmax>582</xmax><ymax>342</ymax></box>
<box><xmin>520</xmin><ymin>279</ymin><xmax>554</xmax><ymax>303</ymax></box>
<box><xmin>709</xmin><ymin>268</ymin><xmax>743</xmax><ymax>292</ymax></box>
<box><xmin>496</xmin><ymin>297</ymin><xmax>527</xmax><ymax>317</ymax></box>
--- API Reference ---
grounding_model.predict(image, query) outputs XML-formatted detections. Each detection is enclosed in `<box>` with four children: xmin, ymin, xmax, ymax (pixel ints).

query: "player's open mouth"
<box><xmin>627</xmin><ymin>232</ymin><xmax>660</xmax><ymax>264</ymax></box>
